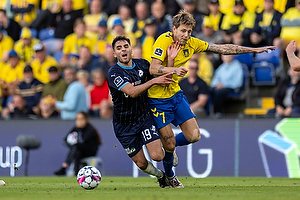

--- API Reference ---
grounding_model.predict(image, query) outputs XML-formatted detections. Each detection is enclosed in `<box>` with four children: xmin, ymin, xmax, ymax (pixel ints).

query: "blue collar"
<box><xmin>117</xmin><ymin>61</ymin><xmax>136</xmax><ymax>69</ymax></box>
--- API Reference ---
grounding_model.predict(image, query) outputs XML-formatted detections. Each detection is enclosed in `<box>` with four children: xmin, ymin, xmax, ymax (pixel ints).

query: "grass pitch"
<box><xmin>0</xmin><ymin>177</ymin><xmax>299</xmax><ymax>200</ymax></box>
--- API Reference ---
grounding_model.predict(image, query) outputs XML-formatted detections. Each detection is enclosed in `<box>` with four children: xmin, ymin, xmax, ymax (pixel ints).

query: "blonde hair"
<box><xmin>172</xmin><ymin>10</ymin><xmax>195</xmax><ymax>29</ymax></box>
<box><xmin>76</xmin><ymin>70</ymin><xmax>89</xmax><ymax>80</ymax></box>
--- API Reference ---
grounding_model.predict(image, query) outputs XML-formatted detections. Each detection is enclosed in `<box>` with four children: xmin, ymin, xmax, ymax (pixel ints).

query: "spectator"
<box><xmin>150</xmin><ymin>1</ymin><xmax>172</xmax><ymax>37</ymax></box>
<box><xmin>43</xmin><ymin>0</ymin><xmax>82</xmax><ymax>55</ymax></box>
<box><xmin>42</xmin><ymin>66</ymin><xmax>68</xmax><ymax>101</ymax></box>
<box><xmin>0</xmin><ymin>28</ymin><xmax>14</xmax><ymax>62</ymax></box>
<box><xmin>83</xmin><ymin>0</ymin><xmax>107</xmax><ymax>40</ymax></box>
<box><xmin>1</xmin><ymin>94</ymin><xmax>35</xmax><ymax>119</ymax></box>
<box><xmin>142</xmin><ymin>17</ymin><xmax>157</xmax><ymax>63</ymax></box>
<box><xmin>107</xmin><ymin>4</ymin><xmax>134</xmax><ymax>34</ymax></box>
<box><xmin>109</xmin><ymin>0</ymin><xmax>137</xmax><ymax>16</ymax></box>
<box><xmin>132</xmin><ymin>45</ymin><xmax>143</xmax><ymax>59</ymax></box>
<box><xmin>0</xmin><ymin>50</ymin><xmax>25</xmax><ymax>100</ymax></box>
<box><xmin>76</xmin><ymin>46</ymin><xmax>101</xmax><ymax>73</ymax></box>
<box><xmin>60</xmin><ymin>18</ymin><xmax>93</xmax><ymax>67</ymax></box>
<box><xmin>250</xmin><ymin>0</ymin><xmax>282</xmax><ymax>47</ymax></box>
<box><xmin>76</xmin><ymin>69</ymin><xmax>92</xmax><ymax>109</ymax></box>
<box><xmin>278</xmin><ymin>0</ymin><xmax>300</xmax><ymax>50</ymax></box>
<box><xmin>31</xmin><ymin>43</ymin><xmax>58</xmax><ymax>84</ymax></box>
<box><xmin>221</xmin><ymin>0</ymin><xmax>256</xmax><ymax>46</ymax></box>
<box><xmin>54</xmin><ymin>111</ymin><xmax>102</xmax><ymax>175</ymax></box>
<box><xmin>210</xmin><ymin>54</ymin><xmax>243</xmax><ymax>115</ymax></box>
<box><xmin>196</xmin><ymin>17</ymin><xmax>224</xmax><ymax>69</ymax></box>
<box><xmin>206</xmin><ymin>0</ymin><xmax>224</xmax><ymax>31</ymax></box>
<box><xmin>34</xmin><ymin>97</ymin><xmax>59</xmax><ymax>119</ymax></box>
<box><xmin>10</xmin><ymin>0</ymin><xmax>37</xmax><ymax>27</ymax></box>
<box><xmin>0</xmin><ymin>9</ymin><xmax>21</xmax><ymax>41</ymax></box>
<box><xmin>15</xmin><ymin>65</ymin><xmax>43</xmax><ymax>109</ymax></box>
<box><xmin>132</xmin><ymin>1</ymin><xmax>150</xmax><ymax>43</ymax></box>
<box><xmin>179</xmin><ymin>59</ymin><xmax>209</xmax><ymax>117</ymax></box>
<box><xmin>14</xmin><ymin>27</ymin><xmax>40</xmax><ymax>64</ymax></box>
<box><xmin>182</xmin><ymin>0</ymin><xmax>204</xmax><ymax>34</ymax></box>
<box><xmin>30</xmin><ymin>0</ymin><xmax>62</xmax><ymax>31</ymax></box>
<box><xmin>52</xmin><ymin>66</ymin><xmax>88</xmax><ymax>120</ymax></box>
<box><xmin>109</xmin><ymin>18</ymin><xmax>136</xmax><ymax>48</ymax></box>
<box><xmin>89</xmin><ymin>68</ymin><xmax>112</xmax><ymax>118</ymax></box>
<box><xmin>95</xmin><ymin>19</ymin><xmax>111</xmax><ymax>56</ymax></box>
<box><xmin>98</xmin><ymin>45</ymin><xmax>116</xmax><ymax>74</ymax></box>
<box><xmin>266</xmin><ymin>67</ymin><xmax>300</xmax><ymax>118</ymax></box>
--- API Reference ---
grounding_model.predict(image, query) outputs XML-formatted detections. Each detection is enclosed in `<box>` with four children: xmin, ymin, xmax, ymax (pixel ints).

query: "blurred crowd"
<box><xmin>0</xmin><ymin>0</ymin><xmax>300</xmax><ymax>120</ymax></box>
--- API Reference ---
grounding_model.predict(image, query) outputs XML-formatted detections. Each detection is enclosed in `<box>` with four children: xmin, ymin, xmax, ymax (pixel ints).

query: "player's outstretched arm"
<box><xmin>206</xmin><ymin>43</ymin><xmax>276</xmax><ymax>55</ymax></box>
<box><xmin>120</xmin><ymin>72</ymin><xmax>174</xmax><ymax>98</ymax></box>
<box><xmin>286</xmin><ymin>40</ymin><xmax>300</xmax><ymax>72</ymax></box>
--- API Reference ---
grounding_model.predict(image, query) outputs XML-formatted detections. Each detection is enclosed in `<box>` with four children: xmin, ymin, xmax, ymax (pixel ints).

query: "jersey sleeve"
<box><xmin>193</xmin><ymin>37</ymin><xmax>209</xmax><ymax>54</ymax></box>
<box><xmin>151</xmin><ymin>32</ymin><xmax>172</xmax><ymax>62</ymax></box>
<box><xmin>107</xmin><ymin>68</ymin><xmax>129</xmax><ymax>91</ymax></box>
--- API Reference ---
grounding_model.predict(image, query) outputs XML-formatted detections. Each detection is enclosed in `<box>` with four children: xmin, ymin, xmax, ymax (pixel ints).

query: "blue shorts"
<box><xmin>113</xmin><ymin>115</ymin><xmax>160</xmax><ymax>158</ymax></box>
<box><xmin>148</xmin><ymin>91</ymin><xmax>195</xmax><ymax>129</ymax></box>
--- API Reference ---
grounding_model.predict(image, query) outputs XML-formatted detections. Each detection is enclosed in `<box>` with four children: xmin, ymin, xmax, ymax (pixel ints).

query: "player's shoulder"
<box><xmin>132</xmin><ymin>58</ymin><xmax>149</xmax><ymax>66</ymax></box>
<box><xmin>156</xmin><ymin>31</ymin><xmax>173</xmax><ymax>42</ymax></box>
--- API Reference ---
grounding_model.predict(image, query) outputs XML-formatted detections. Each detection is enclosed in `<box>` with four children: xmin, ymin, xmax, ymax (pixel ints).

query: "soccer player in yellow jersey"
<box><xmin>148</xmin><ymin>10</ymin><xmax>276</xmax><ymax>188</ymax></box>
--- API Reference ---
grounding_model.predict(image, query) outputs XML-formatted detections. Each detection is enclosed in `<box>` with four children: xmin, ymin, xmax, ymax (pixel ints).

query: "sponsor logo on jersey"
<box><xmin>154</xmin><ymin>48</ymin><xmax>163</xmax><ymax>57</ymax></box>
<box><xmin>114</xmin><ymin>76</ymin><xmax>124</xmax><ymax>87</ymax></box>
<box><xmin>125</xmin><ymin>147</ymin><xmax>136</xmax><ymax>155</ymax></box>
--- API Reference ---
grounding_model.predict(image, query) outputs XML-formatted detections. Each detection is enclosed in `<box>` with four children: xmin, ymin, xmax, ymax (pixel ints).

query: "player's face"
<box><xmin>113</xmin><ymin>40</ymin><xmax>133</xmax><ymax>65</ymax></box>
<box><xmin>173</xmin><ymin>24</ymin><xmax>193</xmax><ymax>46</ymax></box>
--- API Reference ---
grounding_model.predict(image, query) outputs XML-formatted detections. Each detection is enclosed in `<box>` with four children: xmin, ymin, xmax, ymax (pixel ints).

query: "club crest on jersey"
<box><xmin>154</xmin><ymin>48</ymin><xmax>163</xmax><ymax>57</ymax></box>
<box><xmin>114</xmin><ymin>76</ymin><xmax>124</xmax><ymax>87</ymax></box>
<box><xmin>183</xmin><ymin>49</ymin><xmax>189</xmax><ymax>57</ymax></box>
<box><xmin>138</xmin><ymin>70</ymin><xmax>143</xmax><ymax>77</ymax></box>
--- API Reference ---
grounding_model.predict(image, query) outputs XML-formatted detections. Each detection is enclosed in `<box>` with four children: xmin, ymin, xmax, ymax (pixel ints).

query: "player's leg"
<box><xmin>172</xmin><ymin>93</ymin><xmax>201</xmax><ymax>147</ymax></box>
<box><xmin>158</xmin><ymin>125</ymin><xmax>183</xmax><ymax>188</ymax></box>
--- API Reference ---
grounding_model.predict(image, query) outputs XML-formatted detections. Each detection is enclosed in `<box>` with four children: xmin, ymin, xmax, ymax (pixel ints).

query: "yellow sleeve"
<box><xmin>192</xmin><ymin>37</ymin><xmax>209</xmax><ymax>54</ymax></box>
<box><xmin>63</xmin><ymin>34</ymin><xmax>72</xmax><ymax>54</ymax></box>
<box><xmin>142</xmin><ymin>36</ymin><xmax>155</xmax><ymax>63</ymax></box>
<box><xmin>14</xmin><ymin>40</ymin><xmax>22</xmax><ymax>56</ymax></box>
<box><xmin>151</xmin><ymin>32</ymin><xmax>173</xmax><ymax>63</ymax></box>
<box><xmin>221</xmin><ymin>13</ymin><xmax>232</xmax><ymax>30</ymax></box>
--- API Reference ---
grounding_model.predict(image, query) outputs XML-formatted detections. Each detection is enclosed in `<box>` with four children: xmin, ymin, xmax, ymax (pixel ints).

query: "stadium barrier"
<box><xmin>0</xmin><ymin>118</ymin><xmax>299</xmax><ymax>177</ymax></box>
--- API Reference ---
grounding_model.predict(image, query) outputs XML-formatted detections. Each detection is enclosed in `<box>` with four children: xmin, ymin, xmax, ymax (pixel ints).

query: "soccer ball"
<box><xmin>77</xmin><ymin>166</ymin><xmax>101</xmax><ymax>190</ymax></box>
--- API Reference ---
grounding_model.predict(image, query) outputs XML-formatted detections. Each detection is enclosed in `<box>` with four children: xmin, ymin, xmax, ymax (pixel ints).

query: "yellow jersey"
<box><xmin>11</xmin><ymin>0</ymin><xmax>38</xmax><ymax>25</ymax></box>
<box><xmin>83</xmin><ymin>13</ymin><xmax>107</xmax><ymax>40</ymax></box>
<box><xmin>148</xmin><ymin>32</ymin><xmax>208</xmax><ymax>99</ymax></box>
<box><xmin>31</xmin><ymin>55</ymin><xmax>58</xmax><ymax>83</ymax></box>
<box><xmin>41</xmin><ymin>0</ymin><xmax>62</xmax><ymax>10</ymax></box>
<box><xmin>1</xmin><ymin>61</ymin><xmax>26</xmax><ymax>83</ymax></box>
<box><xmin>0</xmin><ymin>35</ymin><xmax>14</xmax><ymax>60</ymax></box>
<box><xmin>142</xmin><ymin>36</ymin><xmax>155</xmax><ymax>63</ymax></box>
<box><xmin>221</xmin><ymin>10</ymin><xmax>256</xmax><ymax>32</ymax></box>
<box><xmin>63</xmin><ymin>33</ymin><xmax>94</xmax><ymax>55</ymax></box>
<box><xmin>14</xmin><ymin>38</ymin><xmax>40</xmax><ymax>63</ymax></box>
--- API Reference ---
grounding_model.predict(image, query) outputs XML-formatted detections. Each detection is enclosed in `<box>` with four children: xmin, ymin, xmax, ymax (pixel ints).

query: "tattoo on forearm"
<box><xmin>163</xmin><ymin>135</ymin><xmax>174</xmax><ymax>143</ymax></box>
<box><xmin>158</xmin><ymin>66</ymin><xmax>164</xmax><ymax>74</ymax></box>
<box><xmin>208</xmin><ymin>44</ymin><xmax>252</xmax><ymax>55</ymax></box>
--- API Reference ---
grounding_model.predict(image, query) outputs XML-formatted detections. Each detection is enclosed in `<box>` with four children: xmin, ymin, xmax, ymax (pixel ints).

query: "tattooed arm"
<box><xmin>206</xmin><ymin>43</ymin><xmax>276</xmax><ymax>55</ymax></box>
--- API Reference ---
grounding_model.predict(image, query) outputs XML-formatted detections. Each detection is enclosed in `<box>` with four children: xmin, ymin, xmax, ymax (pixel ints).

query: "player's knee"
<box><xmin>164</xmin><ymin>142</ymin><xmax>175</xmax><ymax>152</ymax></box>
<box><xmin>135</xmin><ymin>160</ymin><xmax>148</xmax><ymax>170</ymax></box>
<box><xmin>190</xmin><ymin>128</ymin><xmax>201</xmax><ymax>143</ymax></box>
<box><xmin>151</xmin><ymin>152</ymin><xmax>164</xmax><ymax>162</ymax></box>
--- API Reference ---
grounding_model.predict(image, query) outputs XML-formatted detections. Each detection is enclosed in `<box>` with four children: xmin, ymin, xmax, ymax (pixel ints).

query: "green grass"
<box><xmin>0</xmin><ymin>177</ymin><xmax>300</xmax><ymax>200</ymax></box>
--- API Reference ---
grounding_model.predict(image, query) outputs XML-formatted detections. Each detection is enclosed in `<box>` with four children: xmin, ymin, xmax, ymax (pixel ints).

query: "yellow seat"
<box><xmin>244</xmin><ymin>108</ymin><xmax>269</xmax><ymax>115</ymax></box>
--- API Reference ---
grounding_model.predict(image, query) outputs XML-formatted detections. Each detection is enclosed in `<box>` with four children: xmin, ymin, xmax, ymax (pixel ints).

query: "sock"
<box><xmin>163</xmin><ymin>150</ymin><xmax>174</xmax><ymax>177</ymax></box>
<box><xmin>175</xmin><ymin>132</ymin><xmax>190</xmax><ymax>147</ymax></box>
<box><xmin>140</xmin><ymin>161</ymin><xmax>163</xmax><ymax>178</ymax></box>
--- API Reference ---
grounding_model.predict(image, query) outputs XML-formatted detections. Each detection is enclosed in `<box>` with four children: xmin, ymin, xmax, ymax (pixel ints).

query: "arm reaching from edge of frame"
<box><xmin>286</xmin><ymin>40</ymin><xmax>300</xmax><ymax>72</ymax></box>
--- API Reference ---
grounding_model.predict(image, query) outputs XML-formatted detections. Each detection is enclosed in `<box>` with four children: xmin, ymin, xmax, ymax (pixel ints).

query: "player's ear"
<box><xmin>113</xmin><ymin>52</ymin><xmax>117</xmax><ymax>58</ymax></box>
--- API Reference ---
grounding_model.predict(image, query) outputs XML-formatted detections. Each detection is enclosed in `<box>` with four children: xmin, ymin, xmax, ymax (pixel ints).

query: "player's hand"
<box><xmin>154</xmin><ymin>72</ymin><xmax>174</xmax><ymax>87</ymax></box>
<box><xmin>255</xmin><ymin>46</ymin><xmax>276</xmax><ymax>53</ymax></box>
<box><xmin>174</xmin><ymin>66</ymin><xmax>188</xmax><ymax>77</ymax></box>
<box><xmin>286</xmin><ymin>40</ymin><xmax>297</xmax><ymax>55</ymax></box>
<box><xmin>167</xmin><ymin>41</ymin><xmax>181</xmax><ymax>60</ymax></box>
